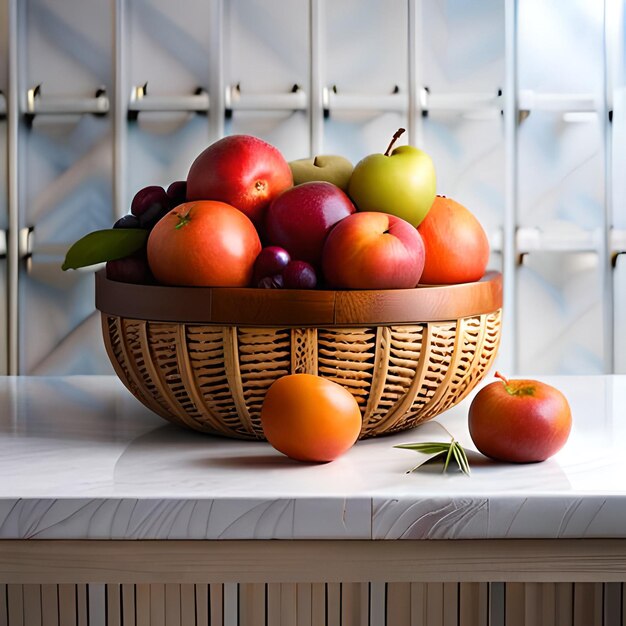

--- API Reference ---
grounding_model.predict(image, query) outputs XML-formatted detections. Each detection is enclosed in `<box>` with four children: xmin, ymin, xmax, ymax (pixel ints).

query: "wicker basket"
<box><xmin>96</xmin><ymin>270</ymin><xmax>502</xmax><ymax>440</ymax></box>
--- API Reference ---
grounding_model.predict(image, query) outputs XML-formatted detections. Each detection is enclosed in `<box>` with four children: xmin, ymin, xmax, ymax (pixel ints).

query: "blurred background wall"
<box><xmin>0</xmin><ymin>0</ymin><xmax>624</xmax><ymax>376</ymax></box>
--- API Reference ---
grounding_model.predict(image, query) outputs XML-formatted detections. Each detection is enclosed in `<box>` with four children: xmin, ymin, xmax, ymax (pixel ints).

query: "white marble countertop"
<box><xmin>1</xmin><ymin>375</ymin><xmax>624</xmax><ymax>540</ymax></box>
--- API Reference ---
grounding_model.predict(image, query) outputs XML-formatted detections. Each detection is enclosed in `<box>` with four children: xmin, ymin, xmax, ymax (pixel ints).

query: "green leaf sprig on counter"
<box><xmin>62</xmin><ymin>228</ymin><xmax>148</xmax><ymax>271</ymax></box>
<box><xmin>395</xmin><ymin>425</ymin><xmax>471</xmax><ymax>476</ymax></box>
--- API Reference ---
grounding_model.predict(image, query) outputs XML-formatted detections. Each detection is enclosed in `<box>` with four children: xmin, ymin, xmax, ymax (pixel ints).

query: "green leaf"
<box><xmin>395</xmin><ymin>436</ymin><xmax>471</xmax><ymax>477</ymax></box>
<box><xmin>62</xmin><ymin>229</ymin><xmax>148</xmax><ymax>271</ymax></box>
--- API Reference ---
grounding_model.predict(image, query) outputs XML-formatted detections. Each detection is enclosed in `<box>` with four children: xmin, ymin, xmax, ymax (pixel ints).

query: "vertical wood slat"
<box><xmin>311</xmin><ymin>584</ymin><xmax>325</xmax><ymax>626</ymax></box>
<box><xmin>106</xmin><ymin>584</ymin><xmax>121</xmax><ymax>626</ymax></box>
<box><xmin>122</xmin><ymin>585</ymin><xmax>135</xmax><ymax>626</ymax></box>
<box><xmin>296</xmin><ymin>584</ymin><xmax>312</xmax><ymax>626</ymax></box>
<box><xmin>443</xmin><ymin>582</ymin><xmax>458</xmax><ymax>626</ymax></box>
<box><xmin>150</xmin><ymin>584</ymin><xmax>165</xmax><ymax>626</ymax></box>
<box><xmin>604</xmin><ymin>582</ymin><xmax>622</xmax><ymax>626</ymax></box>
<box><xmin>41</xmin><ymin>584</ymin><xmax>59</xmax><ymax>626</ymax></box>
<box><xmin>22</xmin><ymin>584</ymin><xmax>41</xmax><ymax>626</ymax></box>
<box><xmin>459</xmin><ymin>582</ymin><xmax>488</xmax><ymax>626</ymax></box>
<box><xmin>180</xmin><ymin>585</ymin><xmax>195</xmax><ymax>626</ymax></box>
<box><xmin>239</xmin><ymin>583</ymin><xmax>265</xmax><ymax>626</ymax></box>
<box><xmin>165</xmin><ymin>584</ymin><xmax>181</xmax><ymax>626</ymax></box>
<box><xmin>573</xmin><ymin>583</ymin><xmax>603</xmax><ymax>626</ymax></box>
<box><xmin>267</xmin><ymin>584</ymin><xmax>281</xmax><ymax>625</ymax></box>
<box><xmin>540</xmin><ymin>583</ymin><xmax>556</xmax><ymax>626</ymax></box>
<box><xmin>58</xmin><ymin>584</ymin><xmax>77</xmax><ymax>626</ymax></box>
<box><xmin>555</xmin><ymin>583</ymin><xmax>573</xmax><ymax>626</ymax></box>
<box><xmin>76</xmin><ymin>585</ymin><xmax>88</xmax><ymax>626</ymax></box>
<box><xmin>522</xmin><ymin>583</ymin><xmax>542</xmax><ymax>626</ymax></box>
<box><xmin>195</xmin><ymin>584</ymin><xmax>209</xmax><ymax>626</ymax></box>
<box><xmin>370</xmin><ymin>583</ymin><xmax>386</xmax><ymax>626</ymax></box>
<box><xmin>341</xmin><ymin>582</ymin><xmax>367</xmax><ymax>626</ymax></box>
<box><xmin>135</xmin><ymin>584</ymin><xmax>150</xmax><ymax>626</ymax></box>
<box><xmin>223</xmin><ymin>583</ymin><xmax>238</xmax><ymax>626</ymax></box>
<box><xmin>489</xmin><ymin>582</ymin><xmax>506</xmax><ymax>626</ymax></box>
<box><xmin>0</xmin><ymin>584</ymin><xmax>7</xmax><ymax>626</ymax></box>
<box><xmin>505</xmin><ymin>583</ymin><xmax>525</xmax><ymax>626</ymax></box>
<box><xmin>209</xmin><ymin>583</ymin><xmax>223</xmax><ymax>626</ymax></box>
<box><xmin>280</xmin><ymin>583</ymin><xmax>297</xmax><ymax>626</ymax></box>
<box><xmin>88</xmin><ymin>584</ymin><xmax>105</xmax><ymax>626</ymax></box>
<box><xmin>387</xmin><ymin>582</ymin><xmax>410</xmax><ymax>625</ymax></box>
<box><xmin>411</xmin><ymin>583</ymin><xmax>427</xmax><ymax>626</ymax></box>
<box><xmin>6</xmin><ymin>585</ymin><xmax>24</xmax><ymax>626</ymax></box>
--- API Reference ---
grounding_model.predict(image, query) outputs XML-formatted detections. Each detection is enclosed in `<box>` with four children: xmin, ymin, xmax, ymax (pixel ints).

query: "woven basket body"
<box><xmin>96</xmin><ymin>271</ymin><xmax>503</xmax><ymax>439</ymax></box>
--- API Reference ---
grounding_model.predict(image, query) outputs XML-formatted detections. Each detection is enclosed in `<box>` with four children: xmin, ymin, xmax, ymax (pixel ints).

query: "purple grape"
<box><xmin>253</xmin><ymin>246</ymin><xmax>291</xmax><ymax>284</ymax></box>
<box><xmin>283</xmin><ymin>260</ymin><xmax>317</xmax><ymax>289</ymax></box>
<box><xmin>257</xmin><ymin>274</ymin><xmax>285</xmax><ymax>289</ymax></box>
<box><xmin>106</xmin><ymin>251</ymin><xmax>152</xmax><ymax>284</ymax></box>
<box><xmin>113</xmin><ymin>214</ymin><xmax>140</xmax><ymax>229</ymax></box>
<box><xmin>138</xmin><ymin>202</ymin><xmax>170</xmax><ymax>230</ymax></box>
<box><xmin>130</xmin><ymin>185</ymin><xmax>172</xmax><ymax>230</ymax></box>
<box><xmin>167</xmin><ymin>180</ymin><xmax>187</xmax><ymax>207</ymax></box>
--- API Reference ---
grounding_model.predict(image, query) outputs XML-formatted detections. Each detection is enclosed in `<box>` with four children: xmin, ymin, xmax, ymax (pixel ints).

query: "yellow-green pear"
<box><xmin>289</xmin><ymin>155</ymin><xmax>354</xmax><ymax>192</ymax></box>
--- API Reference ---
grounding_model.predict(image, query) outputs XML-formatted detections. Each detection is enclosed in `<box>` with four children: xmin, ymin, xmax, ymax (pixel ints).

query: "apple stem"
<box><xmin>494</xmin><ymin>371</ymin><xmax>509</xmax><ymax>386</ymax></box>
<box><xmin>384</xmin><ymin>128</ymin><xmax>406</xmax><ymax>156</ymax></box>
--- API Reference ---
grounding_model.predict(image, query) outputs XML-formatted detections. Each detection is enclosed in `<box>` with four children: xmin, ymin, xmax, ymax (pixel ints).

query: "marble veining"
<box><xmin>1</xmin><ymin>375</ymin><xmax>626</xmax><ymax>540</ymax></box>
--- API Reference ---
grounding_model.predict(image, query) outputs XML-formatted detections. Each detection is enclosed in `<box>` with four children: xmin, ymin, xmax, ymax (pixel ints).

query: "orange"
<box><xmin>147</xmin><ymin>200</ymin><xmax>261</xmax><ymax>286</ymax></box>
<box><xmin>417</xmin><ymin>195</ymin><xmax>489</xmax><ymax>284</ymax></box>
<box><xmin>260</xmin><ymin>374</ymin><xmax>362</xmax><ymax>462</ymax></box>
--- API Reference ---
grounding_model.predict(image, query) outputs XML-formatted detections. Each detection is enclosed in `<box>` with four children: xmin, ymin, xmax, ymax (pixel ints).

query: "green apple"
<box><xmin>348</xmin><ymin>129</ymin><xmax>436</xmax><ymax>227</ymax></box>
<box><xmin>289</xmin><ymin>155</ymin><xmax>353</xmax><ymax>192</ymax></box>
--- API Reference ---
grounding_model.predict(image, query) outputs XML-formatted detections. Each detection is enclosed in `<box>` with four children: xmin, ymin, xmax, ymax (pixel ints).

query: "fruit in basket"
<box><xmin>106</xmin><ymin>249</ymin><xmax>153</xmax><ymax>284</ymax></box>
<box><xmin>113</xmin><ymin>214</ymin><xmax>141</xmax><ymax>229</ymax></box>
<box><xmin>289</xmin><ymin>155</ymin><xmax>353</xmax><ymax>191</ymax></box>
<box><xmin>261</xmin><ymin>374</ymin><xmax>361</xmax><ymax>462</ymax></box>
<box><xmin>186</xmin><ymin>135</ymin><xmax>293</xmax><ymax>226</ymax></box>
<box><xmin>322</xmin><ymin>212</ymin><xmax>425</xmax><ymax>289</ymax></box>
<box><xmin>147</xmin><ymin>200</ymin><xmax>261</xmax><ymax>287</ymax></box>
<box><xmin>166</xmin><ymin>180</ymin><xmax>187</xmax><ymax>207</ymax></box>
<box><xmin>283</xmin><ymin>260</ymin><xmax>317</xmax><ymax>289</ymax></box>
<box><xmin>348</xmin><ymin>128</ymin><xmax>436</xmax><ymax>227</ymax></box>
<box><xmin>266</xmin><ymin>181</ymin><xmax>355</xmax><ymax>266</ymax></box>
<box><xmin>418</xmin><ymin>195</ymin><xmax>489</xmax><ymax>284</ymax></box>
<box><xmin>253</xmin><ymin>246</ymin><xmax>291</xmax><ymax>285</ymax></box>
<box><xmin>468</xmin><ymin>372</ymin><xmax>572</xmax><ymax>463</ymax></box>
<box><xmin>130</xmin><ymin>186</ymin><xmax>172</xmax><ymax>229</ymax></box>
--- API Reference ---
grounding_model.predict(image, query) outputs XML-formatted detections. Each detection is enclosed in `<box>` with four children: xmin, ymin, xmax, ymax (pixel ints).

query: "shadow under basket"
<box><xmin>96</xmin><ymin>270</ymin><xmax>503</xmax><ymax>440</ymax></box>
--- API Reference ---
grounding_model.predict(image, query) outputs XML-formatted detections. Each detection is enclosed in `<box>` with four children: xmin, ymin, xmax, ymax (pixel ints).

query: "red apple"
<box><xmin>186</xmin><ymin>135</ymin><xmax>293</xmax><ymax>226</ymax></box>
<box><xmin>265</xmin><ymin>182</ymin><xmax>355</xmax><ymax>266</ymax></box>
<box><xmin>469</xmin><ymin>372</ymin><xmax>572</xmax><ymax>463</ymax></box>
<box><xmin>417</xmin><ymin>195</ymin><xmax>489</xmax><ymax>284</ymax></box>
<box><xmin>322</xmin><ymin>212</ymin><xmax>425</xmax><ymax>289</ymax></box>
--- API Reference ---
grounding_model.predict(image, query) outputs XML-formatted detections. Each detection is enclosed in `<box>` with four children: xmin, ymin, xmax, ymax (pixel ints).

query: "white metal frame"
<box><xmin>2</xmin><ymin>0</ymin><xmax>623</xmax><ymax>375</ymax></box>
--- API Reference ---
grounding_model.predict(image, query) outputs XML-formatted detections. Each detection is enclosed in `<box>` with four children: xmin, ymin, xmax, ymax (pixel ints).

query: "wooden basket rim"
<box><xmin>95</xmin><ymin>269</ymin><xmax>502</xmax><ymax>326</ymax></box>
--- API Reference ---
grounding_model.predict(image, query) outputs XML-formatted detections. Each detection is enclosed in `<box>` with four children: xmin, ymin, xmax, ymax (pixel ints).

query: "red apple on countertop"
<box><xmin>469</xmin><ymin>372</ymin><xmax>572</xmax><ymax>463</ymax></box>
<box><xmin>186</xmin><ymin>135</ymin><xmax>293</xmax><ymax>227</ymax></box>
<box><xmin>266</xmin><ymin>181</ymin><xmax>355</xmax><ymax>266</ymax></box>
<box><xmin>322</xmin><ymin>212</ymin><xmax>425</xmax><ymax>289</ymax></box>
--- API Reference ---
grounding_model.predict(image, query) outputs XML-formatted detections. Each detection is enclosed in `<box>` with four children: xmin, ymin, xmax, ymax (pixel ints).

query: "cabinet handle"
<box><xmin>25</xmin><ymin>85</ymin><xmax>109</xmax><ymax>123</ymax></box>
<box><xmin>225</xmin><ymin>83</ymin><xmax>306</xmax><ymax>115</ymax></box>
<box><xmin>127</xmin><ymin>83</ymin><xmax>209</xmax><ymax>120</ymax></box>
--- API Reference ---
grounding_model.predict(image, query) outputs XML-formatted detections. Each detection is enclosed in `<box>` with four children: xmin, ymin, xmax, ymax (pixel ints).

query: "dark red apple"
<box><xmin>186</xmin><ymin>135</ymin><xmax>293</xmax><ymax>226</ymax></box>
<box><xmin>469</xmin><ymin>372</ymin><xmax>572</xmax><ymax>463</ymax></box>
<box><xmin>322</xmin><ymin>212</ymin><xmax>425</xmax><ymax>289</ymax></box>
<box><xmin>266</xmin><ymin>181</ymin><xmax>355</xmax><ymax>266</ymax></box>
